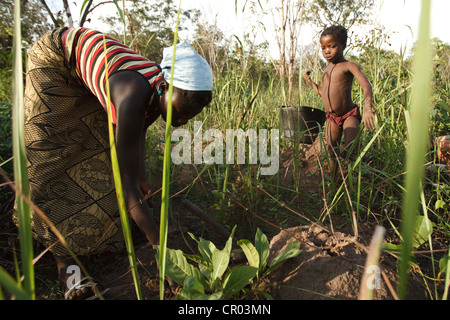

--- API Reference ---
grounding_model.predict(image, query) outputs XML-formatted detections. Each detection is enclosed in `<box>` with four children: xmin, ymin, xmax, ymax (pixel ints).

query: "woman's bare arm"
<box><xmin>109</xmin><ymin>71</ymin><xmax>159</xmax><ymax>245</ymax></box>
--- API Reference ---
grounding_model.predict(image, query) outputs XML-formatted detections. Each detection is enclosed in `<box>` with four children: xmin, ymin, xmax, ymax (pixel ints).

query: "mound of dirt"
<box><xmin>267</xmin><ymin>224</ymin><xmax>429</xmax><ymax>300</ymax></box>
<box><xmin>279</xmin><ymin>137</ymin><xmax>325</xmax><ymax>190</ymax></box>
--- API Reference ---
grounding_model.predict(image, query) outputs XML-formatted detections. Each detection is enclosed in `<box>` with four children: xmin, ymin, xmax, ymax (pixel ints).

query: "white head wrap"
<box><xmin>160</xmin><ymin>41</ymin><xmax>213</xmax><ymax>91</ymax></box>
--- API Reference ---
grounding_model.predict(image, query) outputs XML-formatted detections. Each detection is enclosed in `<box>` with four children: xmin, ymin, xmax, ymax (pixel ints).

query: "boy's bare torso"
<box><xmin>320</xmin><ymin>60</ymin><xmax>357</xmax><ymax>117</ymax></box>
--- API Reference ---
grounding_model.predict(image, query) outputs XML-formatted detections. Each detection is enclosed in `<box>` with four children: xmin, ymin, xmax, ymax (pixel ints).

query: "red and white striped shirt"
<box><xmin>62</xmin><ymin>27</ymin><xmax>162</xmax><ymax>124</ymax></box>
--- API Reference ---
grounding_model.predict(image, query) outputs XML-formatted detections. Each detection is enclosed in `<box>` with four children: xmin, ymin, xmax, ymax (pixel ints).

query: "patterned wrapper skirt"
<box><xmin>21</xmin><ymin>28</ymin><xmax>124</xmax><ymax>257</ymax></box>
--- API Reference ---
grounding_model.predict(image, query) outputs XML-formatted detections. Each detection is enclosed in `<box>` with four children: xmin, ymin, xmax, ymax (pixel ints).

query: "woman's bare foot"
<box><xmin>53</xmin><ymin>254</ymin><xmax>106</xmax><ymax>300</ymax></box>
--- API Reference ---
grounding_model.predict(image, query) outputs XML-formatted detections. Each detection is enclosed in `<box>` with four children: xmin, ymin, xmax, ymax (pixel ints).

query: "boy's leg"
<box><xmin>325</xmin><ymin>119</ymin><xmax>343</xmax><ymax>177</ymax></box>
<box><xmin>342</xmin><ymin>116</ymin><xmax>361</xmax><ymax>159</ymax></box>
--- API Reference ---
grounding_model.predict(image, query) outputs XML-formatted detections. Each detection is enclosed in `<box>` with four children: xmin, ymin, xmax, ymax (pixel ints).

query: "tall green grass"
<box><xmin>398</xmin><ymin>0</ymin><xmax>433</xmax><ymax>299</ymax></box>
<box><xmin>0</xmin><ymin>0</ymin><xmax>35</xmax><ymax>300</ymax></box>
<box><xmin>103</xmin><ymin>34</ymin><xmax>142</xmax><ymax>300</ymax></box>
<box><xmin>158</xmin><ymin>0</ymin><xmax>182</xmax><ymax>300</ymax></box>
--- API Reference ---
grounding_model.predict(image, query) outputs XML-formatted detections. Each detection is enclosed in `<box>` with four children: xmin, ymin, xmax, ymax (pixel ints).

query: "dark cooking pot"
<box><xmin>279</xmin><ymin>106</ymin><xmax>326</xmax><ymax>144</ymax></box>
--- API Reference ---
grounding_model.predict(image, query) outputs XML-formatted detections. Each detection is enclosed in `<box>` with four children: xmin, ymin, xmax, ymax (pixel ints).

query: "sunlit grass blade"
<box><xmin>102</xmin><ymin>35</ymin><xmax>142</xmax><ymax>300</ymax></box>
<box><xmin>159</xmin><ymin>0</ymin><xmax>181</xmax><ymax>300</ymax></box>
<box><xmin>444</xmin><ymin>247</ymin><xmax>450</xmax><ymax>300</ymax></box>
<box><xmin>11</xmin><ymin>0</ymin><xmax>34</xmax><ymax>299</ymax></box>
<box><xmin>358</xmin><ymin>226</ymin><xmax>385</xmax><ymax>300</ymax></box>
<box><xmin>398</xmin><ymin>0</ymin><xmax>433</xmax><ymax>300</ymax></box>
<box><xmin>0</xmin><ymin>267</ymin><xmax>30</xmax><ymax>300</ymax></box>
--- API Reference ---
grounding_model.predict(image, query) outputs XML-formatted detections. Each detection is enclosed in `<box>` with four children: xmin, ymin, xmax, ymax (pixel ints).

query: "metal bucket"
<box><xmin>279</xmin><ymin>106</ymin><xmax>326</xmax><ymax>144</ymax></box>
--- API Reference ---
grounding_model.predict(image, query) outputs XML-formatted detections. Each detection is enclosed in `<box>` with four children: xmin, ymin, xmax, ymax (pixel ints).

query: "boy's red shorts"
<box><xmin>326</xmin><ymin>106</ymin><xmax>362</xmax><ymax>128</ymax></box>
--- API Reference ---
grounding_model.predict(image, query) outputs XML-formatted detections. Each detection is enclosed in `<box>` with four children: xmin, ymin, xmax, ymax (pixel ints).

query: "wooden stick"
<box><xmin>182</xmin><ymin>199</ymin><xmax>232</xmax><ymax>241</ymax></box>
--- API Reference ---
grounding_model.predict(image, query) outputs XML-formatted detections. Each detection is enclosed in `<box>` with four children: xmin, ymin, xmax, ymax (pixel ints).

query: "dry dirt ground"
<box><xmin>0</xmin><ymin>138</ymin><xmax>445</xmax><ymax>300</ymax></box>
<box><xmin>26</xmin><ymin>216</ymin><xmax>433</xmax><ymax>300</ymax></box>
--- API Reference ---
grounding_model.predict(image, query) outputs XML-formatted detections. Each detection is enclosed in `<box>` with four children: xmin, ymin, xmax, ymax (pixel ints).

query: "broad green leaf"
<box><xmin>411</xmin><ymin>215</ymin><xmax>434</xmax><ymax>248</ymax></box>
<box><xmin>176</xmin><ymin>288</ymin><xmax>209</xmax><ymax>300</ymax></box>
<box><xmin>154</xmin><ymin>246</ymin><xmax>206</xmax><ymax>287</ymax></box>
<box><xmin>222</xmin><ymin>266</ymin><xmax>258</xmax><ymax>299</ymax></box>
<box><xmin>383</xmin><ymin>216</ymin><xmax>435</xmax><ymax>252</ymax></box>
<box><xmin>223</xmin><ymin>225</ymin><xmax>236</xmax><ymax>255</ymax></box>
<box><xmin>439</xmin><ymin>254</ymin><xmax>448</xmax><ymax>278</ymax></box>
<box><xmin>210</xmin><ymin>226</ymin><xmax>236</xmax><ymax>284</ymax></box>
<box><xmin>183</xmin><ymin>275</ymin><xmax>205</xmax><ymax>294</ymax></box>
<box><xmin>435</xmin><ymin>199</ymin><xmax>446</xmax><ymax>210</ymax></box>
<box><xmin>211</xmin><ymin>250</ymin><xmax>230</xmax><ymax>283</ymax></box>
<box><xmin>207</xmin><ymin>291</ymin><xmax>223</xmax><ymax>300</ymax></box>
<box><xmin>382</xmin><ymin>242</ymin><xmax>402</xmax><ymax>252</ymax></box>
<box><xmin>237</xmin><ymin>239</ymin><xmax>259</xmax><ymax>268</ymax></box>
<box><xmin>198</xmin><ymin>263</ymin><xmax>212</xmax><ymax>282</ymax></box>
<box><xmin>266</xmin><ymin>241</ymin><xmax>301</xmax><ymax>275</ymax></box>
<box><xmin>188</xmin><ymin>232</ymin><xmax>215</xmax><ymax>263</ymax></box>
<box><xmin>185</xmin><ymin>253</ymin><xmax>211</xmax><ymax>268</ymax></box>
<box><xmin>255</xmin><ymin>228</ymin><xmax>270</xmax><ymax>271</ymax></box>
<box><xmin>184</xmin><ymin>253</ymin><xmax>213</xmax><ymax>279</ymax></box>
<box><xmin>176</xmin><ymin>288</ymin><xmax>223</xmax><ymax>300</ymax></box>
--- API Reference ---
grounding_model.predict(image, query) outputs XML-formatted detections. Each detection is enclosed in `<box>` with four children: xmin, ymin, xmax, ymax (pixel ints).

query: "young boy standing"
<box><xmin>302</xmin><ymin>25</ymin><xmax>375</xmax><ymax>177</ymax></box>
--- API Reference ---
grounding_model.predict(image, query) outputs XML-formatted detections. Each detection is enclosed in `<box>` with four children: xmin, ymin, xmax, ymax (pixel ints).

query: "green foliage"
<box><xmin>0</xmin><ymin>103</ymin><xmax>12</xmax><ymax>165</ymax></box>
<box><xmin>398</xmin><ymin>0</ymin><xmax>433</xmax><ymax>299</ymax></box>
<box><xmin>5</xmin><ymin>0</ymin><xmax>34</xmax><ymax>299</ymax></box>
<box><xmin>154</xmin><ymin>227</ymin><xmax>301</xmax><ymax>300</ymax></box>
<box><xmin>383</xmin><ymin>215</ymin><xmax>435</xmax><ymax>252</ymax></box>
<box><xmin>0</xmin><ymin>0</ymin><xmax>50</xmax><ymax>50</ymax></box>
<box><xmin>238</xmin><ymin>228</ymin><xmax>301</xmax><ymax>285</ymax></box>
<box><xmin>103</xmin><ymin>0</ymin><xmax>198</xmax><ymax>59</ymax></box>
<box><xmin>438</xmin><ymin>250</ymin><xmax>449</xmax><ymax>299</ymax></box>
<box><xmin>306</xmin><ymin>0</ymin><xmax>375</xmax><ymax>29</ymax></box>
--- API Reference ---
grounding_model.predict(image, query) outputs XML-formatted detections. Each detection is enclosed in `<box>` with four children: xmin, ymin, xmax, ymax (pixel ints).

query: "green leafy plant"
<box><xmin>438</xmin><ymin>250</ymin><xmax>450</xmax><ymax>300</ymax></box>
<box><xmin>0</xmin><ymin>0</ymin><xmax>35</xmax><ymax>300</ymax></box>
<box><xmin>154</xmin><ymin>226</ymin><xmax>301</xmax><ymax>300</ymax></box>
<box><xmin>237</xmin><ymin>228</ymin><xmax>302</xmax><ymax>299</ymax></box>
<box><xmin>383</xmin><ymin>215</ymin><xmax>435</xmax><ymax>253</ymax></box>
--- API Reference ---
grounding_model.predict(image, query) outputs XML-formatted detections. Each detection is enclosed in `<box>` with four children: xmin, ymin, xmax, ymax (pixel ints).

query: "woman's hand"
<box><xmin>139</xmin><ymin>180</ymin><xmax>154</xmax><ymax>208</ymax></box>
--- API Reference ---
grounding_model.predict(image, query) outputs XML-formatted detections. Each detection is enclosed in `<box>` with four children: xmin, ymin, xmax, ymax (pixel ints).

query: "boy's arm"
<box><xmin>348</xmin><ymin>63</ymin><xmax>375</xmax><ymax>131</ymax></box>
<box><xmin>302</xmin><ymin>71</ymin><xmax>321</xmax><ymax>97</ymax></box>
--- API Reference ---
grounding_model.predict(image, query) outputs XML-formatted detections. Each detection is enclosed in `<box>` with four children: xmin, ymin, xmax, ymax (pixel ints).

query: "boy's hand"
<box><xmin>302</xmin><ymin>70</ymin><xmax>321</xmax><ymax>97</ymax></box>
<box><xmin>361</xmin><ymin>109</ymin><xmax>375</xmax><ymax>131</ymax></box>
<box><xmin>302</xmin><ymin>70</ymin><xmax>312</xmax><ymax>81</ymax></box>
